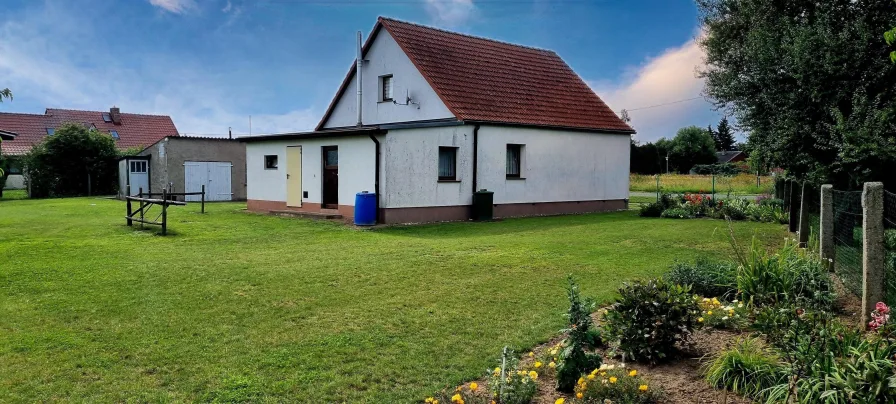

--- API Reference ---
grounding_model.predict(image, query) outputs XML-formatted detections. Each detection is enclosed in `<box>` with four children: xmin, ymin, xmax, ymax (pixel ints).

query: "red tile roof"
<box><xmin>0</xmin><ymin>108</ymin><xmax>179</xmax><ymax>155</ymax></box>
<box><xmin>317</xmin><ymin>17</ymin><xmax>633</xmax><ymax>133</ymax></box>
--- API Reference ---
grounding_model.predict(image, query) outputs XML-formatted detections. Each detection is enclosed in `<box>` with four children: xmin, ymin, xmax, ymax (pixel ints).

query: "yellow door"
<box><xmin>286</xmin><ymin>146</ymin><xmax>302</xmax><ymax>207</ymax></box>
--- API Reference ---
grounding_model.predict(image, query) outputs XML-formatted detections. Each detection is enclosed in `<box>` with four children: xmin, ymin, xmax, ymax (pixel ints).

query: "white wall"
<box><xmin>246</xmin><ymin>136</ymin><xmax>376</xmax><ymax>206</ymax></box>
<box><xmin>477</xmin><ymin>125</ymin><xmax>630</xmax><ymax>203</ymax></box>
<box><xmin>4</xmin><ymin>174</ymin><xmax>24</xmax><ymax>189</ymax></box>
<box><xmin>321</xmin><ymin>30</ymin><xmax>455</xmax><ymax>129</ymax></box>
<box><xmin>382</xmin><ymin>125</ymin><xmax>473</xmax><ymax>208</ymax></box>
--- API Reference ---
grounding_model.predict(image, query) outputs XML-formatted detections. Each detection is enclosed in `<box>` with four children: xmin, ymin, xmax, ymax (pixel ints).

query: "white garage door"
<box><xmin>184</xmin><ymin>161</ymin><xmax>232</xmax><ymax>201</ymax></box>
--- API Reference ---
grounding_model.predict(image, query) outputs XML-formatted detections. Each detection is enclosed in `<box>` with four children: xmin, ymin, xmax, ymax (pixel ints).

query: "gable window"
<box><xmin>264</xmin><ymin>155</ymin><xmax>278</xmax><ymax>170</ymax></box>
<box><xmin>438</xmin><ymin>146</ymin><xmax>457</xmax><ymax>181</ymax></box>
<box><xmin>506</xmin><ymin>144</ymin><xmax>524</xmax><ymax>178</ymax></box>
<box><xmin>379</xmin><ymin>75</ymin><xmax>393</xmax><ymax>102</ymax></box>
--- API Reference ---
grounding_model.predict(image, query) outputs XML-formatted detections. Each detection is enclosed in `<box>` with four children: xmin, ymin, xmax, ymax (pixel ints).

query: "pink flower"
<box><xmin>876</xmin><ymin>302</ymin><xmax>890</xmax><ymax>315</ymax></box>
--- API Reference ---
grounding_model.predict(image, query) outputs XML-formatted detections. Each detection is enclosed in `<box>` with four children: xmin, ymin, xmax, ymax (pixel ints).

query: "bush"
<box><xmin>484</xmin><ymin>351</ymin><xmax>537</xmax><ymax>404</ymax></box>
<box><xmin>575</xmin><ymin>366</ymin><xmax>663</xmax><ymax>403</ymax></box>
<box><xmin>556</xmin><ymin>276</ymin><xmax>602</xmax><ymax>392</ymax></box>
<box><xmin>704</xmin><ymin>337</ymin><xmax>784</xmax><ymax>399</ymax></box>
<box><xmin>736</xmin><ymin>239</ymin><xmax>834</xmax><ymax>310</ymax></box>
<box><xmin>697</xmin><ymin>297</ymin><xmax>750</xmax><ymax>330</ymax></box>
<box><xmin>757</xmin><ymin>197</ymin><xmax>784</xmax><ymax>208</ymax></box>
<box><xmin>711</xmin><ymin>198</ymin><xmax>750</xmax><ymax>220</ymax></box>
<box><xmin>639</xmin><ymin>202</ymin><xmax>664</xmax><ymax>217</ymax></box>
<box><xmin>664</xmin><ymin>257</ymin><xmax>737</xmax><ymax>298</ymax></box>
<box><xmin>603</xmin><ymin>279</ymin><xmax>699</xmax><ymax>364</ymax></box>
<box><xmin>23</xmin><ymin>123</ymin><xmax>121</xmax><ymax>198</ymax></box>
<box><xmin>660</xmin><ymin>208</ymin><xmax>694</xmax><ymax>219</ymax></box>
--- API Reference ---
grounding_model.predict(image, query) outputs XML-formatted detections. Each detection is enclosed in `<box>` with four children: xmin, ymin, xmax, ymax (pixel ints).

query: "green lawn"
<box><xmin>0</xmin><ymin>197</ymin><xmax>786</xmax><ymax>402</ymax></box>
<box><xmin>0</xmin><ymin>189</ymin><xmax>28</xmax><ymax>200</ymax></box>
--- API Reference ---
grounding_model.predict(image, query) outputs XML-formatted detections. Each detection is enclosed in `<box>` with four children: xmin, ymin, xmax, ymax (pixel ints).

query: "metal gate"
<box><xmin>184</xmin><ymin>161</ymin><xmax>232</xmax><ymax>201</ymax></box>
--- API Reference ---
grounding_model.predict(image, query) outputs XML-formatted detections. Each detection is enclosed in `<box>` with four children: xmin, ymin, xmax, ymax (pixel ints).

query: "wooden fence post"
<box><xmin>139</xmin><ymin>187</ymin><xmax>144</xmax><ymax>229</ymax></box>
<box><xmin>126</xmin><ymin>185</ymin><xmax>132</xmax><ymax>226</ymax></box>
<box><xmin>201</xmin><ymin>184</ymin><xmax>205</xmax><ymax>214</ymax></box>
<box><xmin>788</xmin><ymin>181</ymin><xmax>799</xmax><ymax>233</ymax></box>
<box><xmin>161</xmin><ymin>189</ymin><xmax>168</xmax><ymax>236</ymax></box>
<box><xmin>819</xmin><ymin>185</ymin><xmax>834</xmax><ymax>269</ymax></box>
<box><xmin>798</xmin><ymin>182</ymin><xmax>810</xmax><ymax>247</ymax></box>
<box><xmin>862</xmin><ymin>182</ymin><xmax>885</xmax><ymax>329</ymax></box>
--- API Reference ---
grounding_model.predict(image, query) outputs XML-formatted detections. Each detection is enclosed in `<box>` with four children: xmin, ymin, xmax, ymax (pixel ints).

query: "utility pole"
<box><xmin>665</xmin><ymin>154</ymin><xmax>670</xmax><ymax>174</ymax></box>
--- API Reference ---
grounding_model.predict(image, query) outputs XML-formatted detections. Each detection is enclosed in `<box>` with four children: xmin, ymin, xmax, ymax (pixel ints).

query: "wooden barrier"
<box><xmin>138</xmin><ymin>185</ymin><xmax>205</xmax><ymax>214</ymax></box>
<box><xmin>125</xmin><ymin>187</ymin><xmax>186</xmax><ymax>235</ymax></box>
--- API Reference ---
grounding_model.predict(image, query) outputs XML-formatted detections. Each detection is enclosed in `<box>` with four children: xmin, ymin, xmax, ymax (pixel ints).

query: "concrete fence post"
<box><xmin>862</xmin><ymin>182</ymin><xmax>885</xmax><ymax>329</ymax></box>
<box><xmin>819</xmin><ymin>185</ymin><xmax>834</xmax><ymax>269</ymax></box>
<box><xmin>798</xmin><ymin>182</ymin><xmax>810</xmax><ymax>247</ymax></box>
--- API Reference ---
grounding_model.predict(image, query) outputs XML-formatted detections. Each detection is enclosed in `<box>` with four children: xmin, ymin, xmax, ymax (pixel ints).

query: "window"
<box><xmin>264</xmin><ymin>155</ymin><xmax>278</xmax><ymax>170</ymax></box>
<box><xmin>7</xmin><ymin>162</ymin><xmax>21</xmax><ymax>175</ymax></box>
<box><xmin>102</xmin><ymin>112</ymin><xmax>112</xmax><ymax>122</ymax></box>
<box><xmin>380</xmin><ymin>75</ymin><xmax>393</xmax><ymax>102</ymax></box>
<box><xmin>109</xmin><ymin>130</ymin><xmax>120</xmax><ymax>140</ymax></box>
<box><xmin>130</xmin><ymin>160</ymin><xmax>147</xmax><ymax>173</ymax></box>
<box><xmin>506</xmin><ymin>144</ymin><xmax>524</xmax><ymax>178</ymax></box>
<box><xmin>438</xmin><ymin>147</ymin><xmax>457</xmax><ymax>181</ymax></box>
<box><xmin>324</xmin><ymin>148</ymin><xmax>338</xmax><ymax>167</ymax></box>
<box><xmin>46</xmin><ymin>128</ymin><xmax>55</xmax><ymax>135</ymax></box>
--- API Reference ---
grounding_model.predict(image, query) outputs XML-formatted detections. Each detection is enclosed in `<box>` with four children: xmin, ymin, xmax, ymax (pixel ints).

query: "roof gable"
<box><xmin>316</xmin><ymin>17</ymin><xmax>633</xmax><ymax>133</ymax></box>
<box><xmin>0</xmin><ymin>108</ymin><xmax>179</xmax><ymax>155</ymax></box>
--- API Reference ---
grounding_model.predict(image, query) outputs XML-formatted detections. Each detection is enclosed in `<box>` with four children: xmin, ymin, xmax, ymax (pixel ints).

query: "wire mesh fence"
<box><xmin>832</xmin><ymin>190</ymin><xmax>864</xmax><ymax>297</ymax></box>
<box><xmin>885</xmin><ymin>190</ymin><xmax>896</xmax><ymax>305</ymax></box>
<box><xmin>804</xmin><ymin>184</ymin><xmax>821</xmax><ymax>251</ymax></box>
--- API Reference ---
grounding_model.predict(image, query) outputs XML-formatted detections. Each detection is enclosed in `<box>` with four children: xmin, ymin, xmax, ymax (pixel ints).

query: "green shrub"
<box><xmin>603</xmin><ymin>279</ymin><xmax>699</xmax><ymax>364</ymax></box>
<box><xmin>697</xmin><ymin>297</ymin><xmax>750</xmax><ymax>330</ymax></box>
<box><xmin>575</xmin><ymin>366</ymin><xmax>664</xmax><ymax>403</ymax></box>
<box><xmin>556</xmin><ymin>276</ymin><xmax>602</xmax><ymax>392</ymax></box>
<box><xmin>639</xmin><ymin>202</ymin><xmax>664</xmax><ymax>217</ymax></box>
<box><xmin>704</xmin><ymin>337</ymin><xmax>784</xmax><ymax>399</ymax></box>
<box><xmin>664</xmin><ymin>256</ymin><xmax>737</xmax><ymax>298</ymax></box>
<box><xmin>23</xmin><ymin>123</ymin><xmax>121</xmax><ymax>198</ymax></box>
<box><xmin>661</xmin><ymin>207</ymin><xmax>694</xmax><ymax>219</ymax></box>
<box><xmin>712</xmin><ymin>198</ymin><xmax>750</xmax><ymax>220</ymax></box>
<box><xmin>484</xmin><ymin>351</ymin><xmax>537</xmax><ymax>404</ymax></box>
<box><xmin>757</xmin><ymin>197</ymin><xmax>784</xmax><ymax>208</ymax></box>
<box><xmin>736</xmin><ymin>239</ymin><xmax>834</xmax><ymax>310</ymax></box>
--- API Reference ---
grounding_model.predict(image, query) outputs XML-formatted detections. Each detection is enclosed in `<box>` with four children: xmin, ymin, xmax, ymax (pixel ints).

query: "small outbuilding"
<box><xmin>119</xmin><ymin>136</ymin><xmax>246</xmax><ymax>201</ymax></box>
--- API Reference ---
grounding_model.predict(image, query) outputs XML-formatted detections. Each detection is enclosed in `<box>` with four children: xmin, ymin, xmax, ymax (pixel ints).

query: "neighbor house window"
<box><xmin>46</xmin><ymin>128</ymin><xmax>55</xmax><ymax>135</ymax></box>
<box><xmin>264</xmin><ymin>155</ymin><xmax>278</xmax><ymax>169</ymax></box>
<box><xmin>506</xmin><ymin>144</ymin><xmax>524</xmax><ymax>178</ymax></box>
<box><xmin>380</xmin><ymin>75</ymin><xmax>393</xmax><ymax>102</ymax></box>
<box><xmin>109</xmin><ymin>130</ymin><xmax>120</xmax><ymax>140</ymax></box>
<box><xmin>438</xmin><ymin>147</ymin><xmax>457</xmax><ymax>181</ymax></box>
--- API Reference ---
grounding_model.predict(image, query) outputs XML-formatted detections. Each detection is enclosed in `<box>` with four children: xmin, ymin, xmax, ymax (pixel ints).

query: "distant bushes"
<box><xmin>640</xmin><ymin>193</ymin><xmax>788</xmax><ymax>224</ymax></box>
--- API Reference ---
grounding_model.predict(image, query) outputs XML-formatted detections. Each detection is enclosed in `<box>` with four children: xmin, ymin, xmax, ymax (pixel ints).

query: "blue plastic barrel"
<box><xmin>354</xmin><ymin>192</ymin><xmax>377</xmax><ymax>226</ymax></box>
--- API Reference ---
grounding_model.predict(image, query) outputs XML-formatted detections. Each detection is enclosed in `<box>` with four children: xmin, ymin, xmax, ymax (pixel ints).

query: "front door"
<box><xmin>286</xmin><ymin>146</ymin><xmax>302</xmax><ymax>207</ymax></box>
<box><xmin>322</xmin><ymin>146</ymin><xmax>338</xmax><ymax>209</ymax></box>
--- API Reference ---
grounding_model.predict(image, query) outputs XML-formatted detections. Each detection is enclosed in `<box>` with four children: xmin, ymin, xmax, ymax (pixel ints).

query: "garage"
<box><xmin>185</xmin><ymin>161</ymin><xmax>233</xmax><ymax>201</ymax></box>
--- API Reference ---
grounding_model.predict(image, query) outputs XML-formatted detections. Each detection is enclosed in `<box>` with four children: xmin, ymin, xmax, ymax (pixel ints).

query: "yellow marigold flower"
<box><xmin>629</xmin><ymin>370</ymin><xmax>637</xmax><ymax>377</ymax></box>
<box><xmin>493</xmin><ymin>367</ymin><xmax>501</xmax><ymax>375</ymax></box>
<box><xmin>577</xmin><ymin>393</ymin><xmax>583</xmax><ymax>399</ymax></box>
<box><xmin>578</xmin><ymin>377</ymin><xmax>585</xmax><ymax>385</ymax></box>
<box><xmin>451</xmin><ymin>393</ymin><xmax>462</xmax><ymax>403</ymax></box>
<box><xmin>698</xmin><ymin>317</ymin><xmax>704</xmax><ymax>323</ymax></box>
<box><xmin>639</xmin><ymin>384</ymin><xmax>648</xmax><ymax>391</ymax></box>
<box><xmin>587</xmin><ymin>374</ymin><xmax>595</xmax><ymax>380</ymax></box>
<box><xmin>529</xmin><ymin>371</ymin><xmax>538</xmax><ymax>381</ymax></box>
<box><xmin>528</xmin><ymin>352</ymin><xmax>534</xmax><ymax>357</ymax></box>
<box><xmin>434</xmin><ymin>401</ymin><xmax>439</xmax><ymax>404</ymax></box>
<box><xmin>470</xmin><ymin>382</ymin><xmax>478</xmax><ymax>391</ymax></box>
<box><xmin>549</xmin><ymin>361</ymin><xmax>556</xmax><ymax>368</ymax></box>
<box><xmin>600</xmin><ymin>372</ymin><xmax>606</xmax><ymax>376</ymax></box>
<box><xmin>707</xmin><ymin>310</ymin><xmax>713</xmax><ymax>315</ymax></box>
<box><xmin>609</xmin><ymin>377</ymin><xmax>618</xmax><ymax>384</ymax></box>
<box><xmin>555</xmin><ymin>399</ymin><xmax>565</xmax><ymax>404</ymax></box>
<box><xmin>535</xmin><ymin>361</ymin><xmax>542</xmax><ymax>368</ymax></box>
<box><xmin>425</xmin><ymin>398</ymin><xmax>434</xmax><ymax>403</ymax></box>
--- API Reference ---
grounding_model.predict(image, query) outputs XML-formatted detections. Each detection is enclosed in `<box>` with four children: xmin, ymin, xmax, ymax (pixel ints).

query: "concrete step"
<box><xmin>270</xmin><ymin>210</ymin><xmax>343</xmax><ymax>220</ymax></box>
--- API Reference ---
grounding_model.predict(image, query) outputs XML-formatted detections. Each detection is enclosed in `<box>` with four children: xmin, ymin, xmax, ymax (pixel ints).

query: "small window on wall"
<box><xmin>380</xmin><ymin>75</ymin><xmax>393</xmax><ymax>102</ymax></box>
<box><xmin>438</xmin><ymin>146</ymin><xmax>457</xmax><ymax>181</ymax></box>
<box><xmin>130</xmin><ymin>160</ymin><xmax>147</xmax><ymax>173</ymax></box>
<box><xmin>264</xmin><ymin>155</ymin><xmax>278</xmax><ymax>170</ymax></box>
<box><xmin>506</xmin><ymin>144</ymin><xmax>524</xmax><ymax>178</ymax></box>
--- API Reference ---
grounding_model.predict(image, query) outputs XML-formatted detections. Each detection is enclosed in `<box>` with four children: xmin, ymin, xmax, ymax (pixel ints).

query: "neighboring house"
<box><xmin>118</xmin><ymin>136</ymin><xmax>247</xmax><ymax>201</ymax></box>
<box><xmin>0</xmin><ymin>107</ymin><xmax>179</xmax><ymax>190</ymax></box>
<box><xmin>717</xmin><ymin>150</ymin><xmax>747</xmax><ymax>164</ymax></box>
<box><xmin>241</xmin><ymin>17</ymin><xmax>634</xmax><ymax>224</ymax></box>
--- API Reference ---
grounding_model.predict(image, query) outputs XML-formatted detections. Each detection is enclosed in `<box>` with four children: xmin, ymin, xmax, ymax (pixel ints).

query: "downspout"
<box><xmin>471</xmin><ymin>124</ymin><xmax>480</xmax><ymax>194</ymax></box>
<box><xmin>369</xmin><ymin>134</ymin><xmax>381</xmax><ymax>224</ymax></box>
<box><xmin>356</xmin><ymin>31</ymin><xmax>363</xmax><ymax>126</ymax></box>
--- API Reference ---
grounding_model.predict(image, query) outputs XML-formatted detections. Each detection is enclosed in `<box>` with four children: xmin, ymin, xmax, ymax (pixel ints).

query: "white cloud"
<box><xmin>149</xmin><ymin>0</ymin><xmax>196</xmax><ymax>14</ymax></box>
<box><xmin>423</xmin><ymin>0</ymin><xmax>476</xmax><ymax>27</ymax></box>
<box><xmin>0</xmin><ymin>3</ymin><xmax>317</xmax><ymax>136</ymax></box>
<box><xmin>589</xmin><ymin>34</ymin><xmax>720</xmax><ymax>142</ymax></box>
<box><xmin>222</xmin><ymin>1</ymin><xmax>232</xmax><ymax>13</ymax></box>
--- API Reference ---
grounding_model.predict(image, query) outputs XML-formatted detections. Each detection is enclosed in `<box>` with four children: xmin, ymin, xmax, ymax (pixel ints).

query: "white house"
<box><xmin>241</xmin><ymin>17</ymin><xmax>634</xmax><ymax>224</ymax></box>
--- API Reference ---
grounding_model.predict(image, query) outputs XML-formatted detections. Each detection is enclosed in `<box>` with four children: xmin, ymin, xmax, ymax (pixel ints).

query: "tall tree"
<box><xmin>669</xmin><ymin>126</ymin><xmax>718</xmax><ymax>173</ymax></box>
<box><xmin>0</xmin><ymin>88</ymin><xmax>11</xmax><ymax>102</ymax></box>
<box><xmin>698</xmin><ymin>0</ymin><xmax>896</xmax><ymax>188</ymax></box>
<box><xmin>715</xmin><ymin>117</ymin><xmax>735</xmax><ymax>151</ymax></box>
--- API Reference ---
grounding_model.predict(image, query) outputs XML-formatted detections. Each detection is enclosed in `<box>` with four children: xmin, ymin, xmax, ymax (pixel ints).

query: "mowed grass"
<box><xmin>630</xmin><ymin>173</ymin><xmax>774</xmax><ymax>194</ymax></box>
<box><xmin>0</xmin><ymin>197</ymin><xmax>787</xmax><ymax>402</ymax></box>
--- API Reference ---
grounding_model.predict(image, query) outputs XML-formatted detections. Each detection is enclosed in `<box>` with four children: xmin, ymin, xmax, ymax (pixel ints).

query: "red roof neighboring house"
<box><xmin>0</xmin><ymin>107</ymin><xmax>179</xmax><ymax>156</ymax></box>
<box><xmin>317</xmin><ymin>17</ymin><xmax>633</xmax><ymax>133</ymax></box>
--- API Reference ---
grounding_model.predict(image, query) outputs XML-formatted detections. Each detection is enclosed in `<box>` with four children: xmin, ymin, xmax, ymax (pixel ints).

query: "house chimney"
<box><xmin>110</xmin><ymin>106</ymin><xmax>122</xmax><ymax>125</ymax></box>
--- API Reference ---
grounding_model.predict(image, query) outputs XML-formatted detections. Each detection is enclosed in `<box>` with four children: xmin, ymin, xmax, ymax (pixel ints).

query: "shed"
<box><xmin>118</xmin><ymin>137</ymin><xmax>246</xmax><ymax>201</ymax></box>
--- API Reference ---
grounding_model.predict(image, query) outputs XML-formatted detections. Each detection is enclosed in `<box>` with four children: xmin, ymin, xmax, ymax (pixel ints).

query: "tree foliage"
<box><xmin>714</xmin><ymin>117</ymin><xmax>736</xmax><ymax>151</ymax></box>
<box><xmin>670</xmin><ymin>125</ymin><xmax>718</xmax><ymax>173</ymax></box>
<box><xmin>698</xmin><ymin>0</ymin><xmax>896</xmax><ymax>188</ymax></box>
<box><xmin>23</xmin><ymin>123</ymin><xmax>121</xmax><ymax>198</ymax></box>
<box><xmin>0</xmin><ymin>88</ymin><xmax>11</xmax><ymax>102</ymax></box>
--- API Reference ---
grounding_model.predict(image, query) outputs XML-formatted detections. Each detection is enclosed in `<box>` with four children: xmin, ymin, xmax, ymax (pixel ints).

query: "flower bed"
<box><xmin>639</xmin><ymin>193</ymin><xmax>788</xmax><ymax>224</ymax></box>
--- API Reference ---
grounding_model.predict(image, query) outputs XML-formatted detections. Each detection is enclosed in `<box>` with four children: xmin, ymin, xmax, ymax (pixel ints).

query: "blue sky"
<box><xmin>0</xmin><ymin>0</ymin><xmax>728</xmax><ymax>142</ymax></box>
